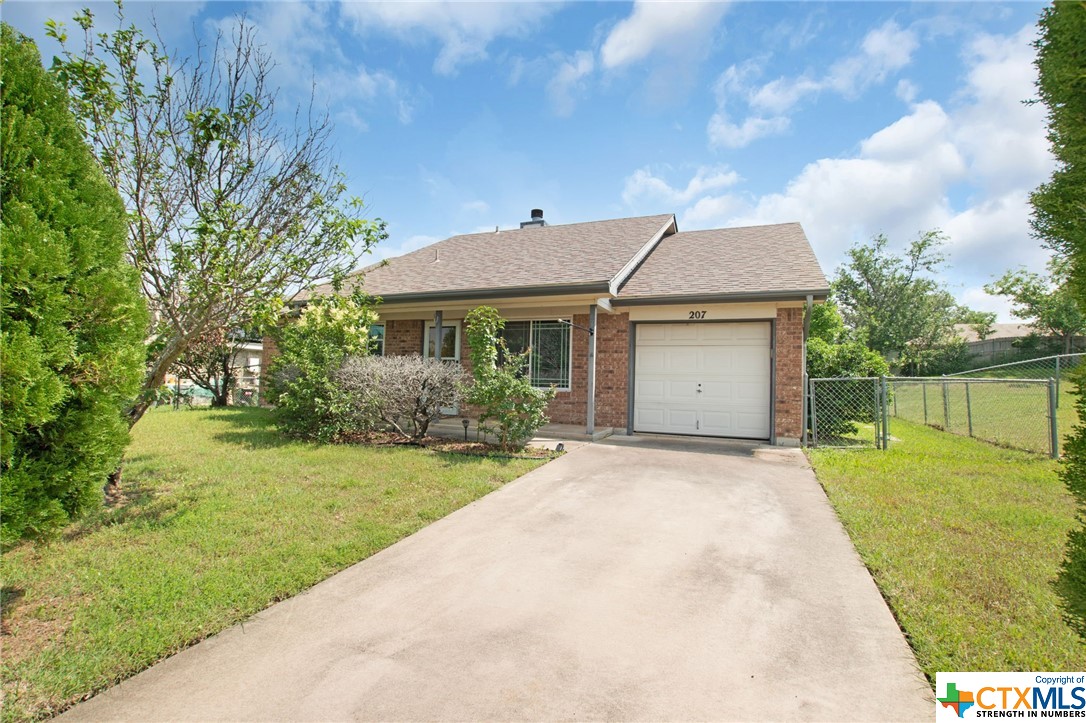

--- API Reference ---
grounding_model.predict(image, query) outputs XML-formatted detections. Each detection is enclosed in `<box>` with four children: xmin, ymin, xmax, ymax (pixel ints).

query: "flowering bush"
<box><xmin>266</xmin><ymin>291</ymin><xmax>377</xmax><ymax>441</ymax></box>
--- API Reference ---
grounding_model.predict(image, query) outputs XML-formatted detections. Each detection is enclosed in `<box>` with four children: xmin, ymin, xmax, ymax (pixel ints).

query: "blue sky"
<box><xmin>5</xmin><ymin>1</ymin><xmax>1054</xmax><ymax>319</ymax></box>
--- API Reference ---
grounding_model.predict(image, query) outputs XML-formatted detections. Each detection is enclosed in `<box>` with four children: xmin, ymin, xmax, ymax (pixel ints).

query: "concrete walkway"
<box><xmin>63</xmin><ymin>439</ymin><xmax>932</xmax><ymax>722</ymax></box>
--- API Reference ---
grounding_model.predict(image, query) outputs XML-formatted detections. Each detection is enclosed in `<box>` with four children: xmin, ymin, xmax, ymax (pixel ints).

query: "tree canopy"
<box><xmin>0</xmin><ymin>24</ymin><xmax>147</xmax><ymax>544</ymax></box>
<box><xmin>831</xmin><ymin>230</ymin><xmax>976</xmax><ymax>373</ymax></box>
<box><xmin>985</xmin><ymin>257</ymin><xmax>1086</xmax><ymax>353</ymax></box>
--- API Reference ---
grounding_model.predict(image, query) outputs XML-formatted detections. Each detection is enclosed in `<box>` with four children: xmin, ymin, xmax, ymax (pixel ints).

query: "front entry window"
<box><xmin>501</xmin><ymin>320</ymin><xmax>571</xmax><ymax>390</ymax></box>
<box><xmin>425</xmin><ymin>324</ymin><xmax>458</xmax><ymax>361</ymax></box>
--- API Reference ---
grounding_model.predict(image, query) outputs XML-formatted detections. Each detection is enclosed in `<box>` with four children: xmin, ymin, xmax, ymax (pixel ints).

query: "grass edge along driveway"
<box><xmin>1</xmin><ymin>407</ymin><xmax>545</xmax><ymax>723</ymax></box>
<box><xmin>808</xmin><ymin>419</ymin><xmax>1084</xmax><ymax>679</ymax></box>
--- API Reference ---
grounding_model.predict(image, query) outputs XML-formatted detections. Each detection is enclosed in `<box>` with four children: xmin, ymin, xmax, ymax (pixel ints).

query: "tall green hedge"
<box><xmin>0</xmin><ymin>25</ymin><xmax>147</xmax><ymax>545</ymax></box>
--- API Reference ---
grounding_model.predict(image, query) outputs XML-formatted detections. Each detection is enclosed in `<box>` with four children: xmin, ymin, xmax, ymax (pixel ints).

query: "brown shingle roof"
<box><xmin>314</xmin><ymin>214</ymin><xmax>675</xmax><ymax>301</ymax></box>
<box><xmin>954</xmin><ymin>323</ymin><xmax>1034</xmax><ymax>343</ymax></box>
<box><xmin>616</xmin><ymin>222</ymin><xmax>828</xmax><ymax>300</ymax></box>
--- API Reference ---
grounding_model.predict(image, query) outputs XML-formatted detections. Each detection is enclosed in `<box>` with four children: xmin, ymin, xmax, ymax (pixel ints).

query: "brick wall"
<box><xmin>594</xmin><ymin>312</ymin><xmax>630</xmax><ymax>429</ymax></box>
<box><xmin>774</xmin><ymin>306</ymin><xmax>805</xmax><ymax>442</ymax></box>
<box><xmin>384</xmin><ymin>319</ymin><xmax>424</xmax><ymax>356</ymax></box>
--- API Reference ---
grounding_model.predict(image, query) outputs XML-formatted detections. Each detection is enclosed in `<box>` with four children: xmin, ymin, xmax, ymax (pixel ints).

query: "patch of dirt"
<box><xmin>1</xmin><ymin>591</ymin><xmax>75</xmax><ymax>666</ymax></box>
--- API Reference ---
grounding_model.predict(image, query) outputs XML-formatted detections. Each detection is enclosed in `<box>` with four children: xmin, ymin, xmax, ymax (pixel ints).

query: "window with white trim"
<box><xmin>501</xmin><ymin>320</ymin><xmax>572</xmax><ymax>389</ymax></box>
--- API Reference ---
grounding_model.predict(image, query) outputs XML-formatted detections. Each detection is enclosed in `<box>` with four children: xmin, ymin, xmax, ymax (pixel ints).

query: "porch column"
<box><xmin>433</xmin><ymin>310</ymin><xmax>443</xmax><ymax>360</ymax></box>
<box><xmin>586</xmin><ymin>304</ymin><xmax>597</xmax><ymax>435</ymax></box>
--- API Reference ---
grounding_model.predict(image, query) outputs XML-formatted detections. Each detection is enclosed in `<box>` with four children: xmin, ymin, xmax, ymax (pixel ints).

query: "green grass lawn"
<box><xmin>808</xmin><ymin>419</ymin><xmax>1084</xmax><ymax>679</ymax></box>
<box><xmin>0</xmin><ymin>407</ymin><xmax>545</xmax><ymax>722</ymax></box>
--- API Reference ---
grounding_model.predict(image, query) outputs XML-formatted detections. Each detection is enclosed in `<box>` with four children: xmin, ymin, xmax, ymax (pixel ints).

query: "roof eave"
<box><xmin>374</xmin><ymin>281</ymin><xmax>613</xmax><ymax>305</ymax></box>
<box><xmin>612</xmin><ymin>288</ymin><xmax>831</xmax><ymax>306</ymax></box>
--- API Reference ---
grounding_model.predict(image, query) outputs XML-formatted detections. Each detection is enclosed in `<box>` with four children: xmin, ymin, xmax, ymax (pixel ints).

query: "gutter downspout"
<box><xmin>586</xmin><ymin>304</ymin><xmax>598</xmax><ymax>436</ymax></box>
<box><xmin>801</xmin><ymin>295</ymin><xmax>813</xmax><ymax>447</ymax></box>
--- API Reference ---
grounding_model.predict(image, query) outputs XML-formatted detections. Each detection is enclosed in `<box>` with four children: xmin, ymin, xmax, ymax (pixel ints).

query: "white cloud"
<box><xmin>342</xmin><ymin>1</ymin><xmax>559</xmax><ymax>76</ymax></box>
<box><xmin>895</xmin><ymin>79</ymin><xmax>919</xmax><ymax>103</ymax></box>
<box><xmin>547</xmin><ymin>51</ymin><xmax>595</xmax><ymax>117</ymax></box>
<box><xmin>646</xmin><ymin>23</ymin><xmax>1053</xmax><ymax>318</ymax></box>
<box><xmin>623</xmin><ymin>165</ymin><xmax>740</xmax><ymax>207</ymax></box>
<box><xmin>461</xmin><ymin>200</ymin><xmax>490</xmax><ymax>214</ymax></box>
<box><xmin>600</xmin><ymin>1</ymin><xmax>729</xmax><ymax>69</ymax></box>
<box><xmin>710</xmin><ymin>20</ymin><xmax>920</xmax><ymax>148</ymax></box>
<box><xmin>707</xmin><ymin>112</ymin><xmax>790</xmax><ymax>149</ymax></box>
<box><xmin>210</xmin><ymin>3</ymin><xmax>417</xmax><ymax>129</ymax></box>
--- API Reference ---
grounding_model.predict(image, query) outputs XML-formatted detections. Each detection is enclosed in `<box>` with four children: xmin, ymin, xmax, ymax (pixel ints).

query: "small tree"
<box><xmin>266</xmin><ymin>292</ymin><xmax>377</xmax><ymax>441</ymax></box>
<box><xmin>1</xmin><ymin>25</ymin><xmax>147</xmax><ymax>544</ymax></box>
<box><xmin>463</xmin><ymin>306</ymin><xmax>554</xmax><ymax>450</ymax></box>
<box><xmin>985</xmin><ymin>257</ymin><xmax>1086</xmax><ymax>354</ymax></box>
<box><xmin>172</xmin><ymin>326</ymin><xmax>254</xmax><ymax>407</ymax></box>
<box><xmin>336</xmin><ymin>356</ymin><xmax>465</xmax><ymax>442</ymax></box>
<box><xmin>46</xmin><ymin>3</ymin><xmax>386</xmax><ymax>441</ymax></box>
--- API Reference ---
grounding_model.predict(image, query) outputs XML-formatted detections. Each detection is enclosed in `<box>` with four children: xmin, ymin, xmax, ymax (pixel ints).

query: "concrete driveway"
<box><xmin>63</xmin><ymin>438</ymin><xmax>932</xmax><ymax>722</ymax></box>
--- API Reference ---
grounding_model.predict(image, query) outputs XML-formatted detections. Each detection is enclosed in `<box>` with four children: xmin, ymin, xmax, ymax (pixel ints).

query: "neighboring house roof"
<box><xmin>954</xmin><ymin>322</ymin><xmax>1035</xmax><ymax>343</ymax></box>
<box><xmin>308</xmin><ymin>213</ymin><xmax>829</xmax><ymax>304</ymax></box>
<box><xmin>616</xmin><ymin>222</ymin><xmax>828</xmax><ymax>302</ymax></box>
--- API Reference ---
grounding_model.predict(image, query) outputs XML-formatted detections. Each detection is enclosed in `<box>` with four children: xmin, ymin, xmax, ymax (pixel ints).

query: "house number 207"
<box><xmin>688</xmin><ymin>310</ymin><xmax>707</xmax><ymax>319</ymax></box>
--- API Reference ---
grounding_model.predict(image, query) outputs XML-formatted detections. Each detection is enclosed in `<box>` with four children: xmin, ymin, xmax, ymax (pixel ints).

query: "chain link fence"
<box><xmin>808</xmin><ymin>375</ymin><xmax>1061</xmax><ymax>457</ymax></box>
<box><xmin>808</xmin><ymin>377</ymin><xmax>888</xmax><ymax>449</ymax></box>
<box><xmin>887</xmin><ymin>377</ymin><xmax>1058</xmax><ymax>456</ymax></box>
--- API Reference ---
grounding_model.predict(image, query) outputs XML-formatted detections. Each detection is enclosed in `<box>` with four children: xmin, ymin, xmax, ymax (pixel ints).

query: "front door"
<box><xmin>425</xmin><ymin>322</ymin><xmax>460</xmax><ymax>414</ymax></box>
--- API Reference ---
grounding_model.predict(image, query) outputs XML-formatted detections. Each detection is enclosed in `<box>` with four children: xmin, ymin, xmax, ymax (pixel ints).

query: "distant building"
<box><xmin>954</xmin><ymin>323</ymin><xmax>1036</xmax><ymax>364</ymax></box>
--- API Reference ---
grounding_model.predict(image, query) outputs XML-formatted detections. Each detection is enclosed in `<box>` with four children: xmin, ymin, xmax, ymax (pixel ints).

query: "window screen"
<box><xmin>499</xmin><ymin>320</ymin><xmax>571</xmax><ymax>389</ymax></box>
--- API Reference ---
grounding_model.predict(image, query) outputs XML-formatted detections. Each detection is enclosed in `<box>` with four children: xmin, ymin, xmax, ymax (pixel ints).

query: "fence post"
<box><xmin>873</xmin><ymin>378</ymin><xmax>880</xmax><ymax>448</ymax></box>
<box><xmin>893</xmin><ymin>380</ymin><xmax>898</xmax><ymax>417</ymax></box>
<box><xmin>881</xmin><ymin>376</ymin><xmax>890</xmax><ymax>450</ymax></box>
<box><xmin>1056</xmin><ymin>356</ymin><xmax>1061</xmax><ymax>408</ymax></box>
<box><xmin>942</xmin><ymin>380</ymin><xmax>950</xmax><ymax>431</ymax></box>
<box><xmin>923</xmin><ymin>383</ymin><xmax>928</xmax><ymax>425</ymax></box>
<box><xmin>965</xmin><ymin>382</ymin><xmax>973</xmax><ymax>438</ymax></box>
<box><xmin>1049</xmin><ymin>378</ymin><xmax>1059</xmax><ymax>459</ymax></box>
<box><xmin>809</xmin><ymin>378</ymin><xmax>819</xmax><ymax>448</ymax></box>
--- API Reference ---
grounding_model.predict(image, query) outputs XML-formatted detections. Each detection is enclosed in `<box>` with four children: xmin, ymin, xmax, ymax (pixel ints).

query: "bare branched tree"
<box><xmin>46</xmin><ymin>3</ymin><xmax>386</xmax><ymax>468</ymax></box>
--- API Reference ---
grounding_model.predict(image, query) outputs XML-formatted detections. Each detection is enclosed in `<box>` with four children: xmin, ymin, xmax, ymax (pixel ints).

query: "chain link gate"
<box><xmin>808</xmin><ymin>377</ymin><xmax>889</xmax><ymax>449</ymax></box>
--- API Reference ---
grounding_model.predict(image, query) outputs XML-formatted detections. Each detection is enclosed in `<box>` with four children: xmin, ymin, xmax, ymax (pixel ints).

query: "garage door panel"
<box><xmin>699</xmin><ymin>381</ymin><xmax>733</xmax><ymax>402</ymax></box>
<box><xmin>736</xmin><ymin>412</ymin><xmax>771</xmax><ymax>437</ymax></box>
<box><xmin>637</xmin><ymin>379</ymin><xmax>666</xmax><ymax>401</ymax></box>
<box><xmin>635</xmin><ymin>407</ymin><xmax>666</xmax><ymax>428</ymax></box>
<box><xmin>668</xmin><ymin>325</ymin><xmax>699</xmax><ymax>342</ymax></box>
<box><xmin>667</xmin><ymin>380</ymin><xmax>699</xmax><ymax>400</ymax></box>
<box><xmin>701</xmin><ymin>347</ymin><xmax>735</xmax><ymax>370</ymax></box>
<box><xmin>666</xmin><ymin>349</ymin><xmax>698</xmax><ymax>373</ymax></box>
<box><xmin>665</xmin><ymin>408</ymin><xmax>698</xmax><ymax>432</ymax></box>
<box><xmin>638</xmin><ymin>325</ymin><xmax>671</xmax><ymax>343</ymax></box>
<box><xmin>634</xmin><ymin>322</ymin><xmax>771</xmax><ymax>440</ymax></box>
<box><xmin>638</xmin><ymin>348</ymin><xmax>667</xmax><ymax>372</ymax></box>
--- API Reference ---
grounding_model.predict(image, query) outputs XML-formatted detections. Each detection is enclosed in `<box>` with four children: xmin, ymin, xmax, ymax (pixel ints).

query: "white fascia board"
<box><xmin>596</xmin><ymin>297</ymin><xmax>614</xmax><ymax>313</ymax></box>
<box><xmin>607</xmin><ymin>215</ymin><xmax>677</xmax><ymax>297</ymax></box>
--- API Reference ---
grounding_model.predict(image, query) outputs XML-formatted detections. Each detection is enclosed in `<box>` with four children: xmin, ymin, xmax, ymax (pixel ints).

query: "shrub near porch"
<box><xmin>0</xmin><ymin>407</ymin><xmax>544</xmax><ymax>723</ymax></box>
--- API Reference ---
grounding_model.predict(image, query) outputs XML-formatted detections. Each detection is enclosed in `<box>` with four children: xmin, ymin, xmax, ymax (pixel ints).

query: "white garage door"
<box><xmin>634</xmin><ymin>322</ymin><xmax>772</xmax><ymax>439</ymax></box>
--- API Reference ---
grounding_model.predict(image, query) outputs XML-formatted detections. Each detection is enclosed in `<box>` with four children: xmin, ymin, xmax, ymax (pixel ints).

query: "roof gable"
<box><xmin>616</xmin><ymin>222</ymin><xmax>829</xmax><ymax>301</ymax></box>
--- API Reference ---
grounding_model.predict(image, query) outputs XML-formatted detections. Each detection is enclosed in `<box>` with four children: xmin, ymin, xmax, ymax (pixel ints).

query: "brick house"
<box><xmin>271</xmin><ymin>210</ymin><xmax>829</xmax><ymax>446</ymax></box>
